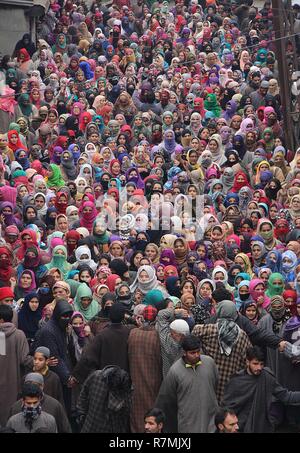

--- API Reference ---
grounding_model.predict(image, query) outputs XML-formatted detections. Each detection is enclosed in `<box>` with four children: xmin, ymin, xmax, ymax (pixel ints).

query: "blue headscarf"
<box><xmin>266</xmin><ymin>250</ymin><xmax>282</xmax><ymax>273</ymax></box>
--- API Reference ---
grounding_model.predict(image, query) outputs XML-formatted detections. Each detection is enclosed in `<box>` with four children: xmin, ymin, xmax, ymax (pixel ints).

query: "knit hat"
<box><xmin>143</xmin><ymin>305</ymin><xmax>158</xmax><ymax>322</ymax></box>
<box><xmin>109</xmin><ymin>303</ymin><xmax>126</xmax><ymax>323</ymax></box>
<box><xmin>35</xmin><ymin>346</ymin><xmax>50</xmax><ymax>358</ymax></box>
<box><xmin>24</xmin><ymin>373</ymin><xmax>44</xmax><ymax>386</ymax></box>
<box><xmin>169</xmin><ymin>319</ymin><xmax>190</xmax><ymax>335</ymax></box>
<box><xmin>0</xmin><ymin>287</ymin><xmax>14</xmax><ymax>301</ymax></box>
<box><xmin>143</xmin><ymin>289</ymin><xmax>164</xmax><ymax>307</ymax></box>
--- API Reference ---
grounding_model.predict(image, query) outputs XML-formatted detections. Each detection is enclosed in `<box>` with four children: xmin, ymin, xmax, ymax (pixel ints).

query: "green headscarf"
<box><xmin>265</xmin><ymin>273</ymin><xmax>285</xmax><ymax>298</ymax></box>
<box><xmin>74</xmin><ymin>283</ymin><xmax>99</xmax><ymax>321</ymax></box>
<box><xmin>46</xmin><ymin>245</ymin><xmax>72</xmax><ymax>278</ymax></box>
<box><xmin>47</xmin><ymin>163</ymin><xmax>65</xmax><ymax>188</ymax></box>
<box><xmin>66</xmin><ymin>279</ymin><xmax>81</xmax><ymax>299</ymax></box>
<box><xmin>18</xmin><ymin>94</ymin><xmax>33</xmax><ymax>117</ymax></box>
<box><xmin>204</xmin><ymin>94</ymin><xmax>222</xmax><ymax>118</ymax></box>
<box><xmin>92</xmin><ymin>219</ymin><xmax>110</xmax><ymax>245</ymax></box>
<box><xmin>9</xmin><ymin>122</ymin><xmax>21</xmax><ymax>132</ymax></box>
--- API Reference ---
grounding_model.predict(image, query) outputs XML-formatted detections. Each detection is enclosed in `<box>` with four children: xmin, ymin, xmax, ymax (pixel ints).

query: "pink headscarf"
<box><xmin>249</xmin><ymin>278</ymin><xmax>270</xmax><ymax>309</ymax></box>
<box><xmin>0</xmin><ymin>86</ymin><xmax>17</xmax><ymax>114</ymax></box>
<box><xmin>79</xmin><ymin>201</ymin><xmax>98</xmax><ymax>232</ymax></box>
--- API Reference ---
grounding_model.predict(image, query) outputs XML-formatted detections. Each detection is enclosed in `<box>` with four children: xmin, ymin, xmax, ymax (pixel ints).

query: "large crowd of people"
<box><xmin>1</xmin><ymin>0</ymin><xmax>300</xmax><ymax>434</ymax></box>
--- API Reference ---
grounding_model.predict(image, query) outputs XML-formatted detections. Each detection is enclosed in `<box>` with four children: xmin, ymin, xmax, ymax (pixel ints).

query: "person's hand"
<box><xmin>9</xmin><ymin>276</ymin><xmax>17</xmax><ymax>289</ymax></box>
<box><xmin>84</xmin><ymin>325</ymin><xmax>91</xmax><ymax>336</ymax></box>
<box><xmin>67</xmin><ymin>376</ymin><xmax>78</xmax><ymax>388</ymax></box>
<box><xmin>278</xmin><ymin>340</ymin><xmax>287</xmax><ymax>352</ymax></box>
<box><xmin>48</xmin><ymin>356</ymin><xmax>58</xmax><ymax>367</ymax></box>
<box><xmin>0</xmin><ymin>213</ymin><xmax>5</xmax><ymax>225</ymax></box>
<box><xmin>256</xmin><ymin>296</ymin><xmax>265</xmax><ymax>306</ymax></box>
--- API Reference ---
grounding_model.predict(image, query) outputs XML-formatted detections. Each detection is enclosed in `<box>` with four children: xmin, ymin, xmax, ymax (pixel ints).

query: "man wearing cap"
<box><xmin>155</xmin><ymin>335</ymin><xmax>219</xmax><ymax>433</ymax></box>
<box><xmin>0</xmin><ymin>286</ymin><xmax>18</xmax><ymax>327</ymax></box>
<box><xmin>0</xmin><ymin>305</ymin><xmax>33</xmax><ymax>427</ymax></box>
<box><xmin>8</xmin><ymin>372</ymin><xmax>71</xmax><ymax>432</ymax></box>
<box><xmin>156</xmin><ymin>306</ymin><xmax>190</xmax><ymax>378</ymax></box>
<box><xmin>73</xmin><ymin>303</ymin><xmax>133</xmax><ymax>384</ymax></box>
<box><xmin>128</xmin><ymin>305</ymin><xmax>162</xmax><ymax>432</ymax></box>
<box><xmin>249</xmin><ymin>79</ymin><xmax>270</xmax><ymax>109</ymax></box>
<box><xmin>6</xmin><ymin>382</ymin><xmax>57</xmax><ymax>433</ymax></box>
<box><xmin>32</xmin><ymin>346</ymin><xmax>64</xmax><ymax>407</ymax></box>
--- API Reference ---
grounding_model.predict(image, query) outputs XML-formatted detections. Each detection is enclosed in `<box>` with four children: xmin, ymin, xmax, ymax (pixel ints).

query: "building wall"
<box><xmin>0</xmin><ymin>6</ymin><xmax>31</xmax><ymax>56</ymax></box>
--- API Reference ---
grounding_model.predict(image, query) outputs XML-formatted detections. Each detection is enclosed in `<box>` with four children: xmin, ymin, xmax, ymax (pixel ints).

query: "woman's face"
<box><xmin>182</xmin><ymin>281</ymin><xmax>194</xmax><ymax>294</ymax></box>
<box><xmin>133</xmin><ymin>253</ymin><xmax>144</xmax><ymax>267</ymax></box>
<box><xmin>145</xmin><ymin>246</ymin><xmax>157</xmax><ymax>261</ymax></box>
<box><xmin>72</xmin><ymin>316</ymin><xmax>84</xmax><ymax>328</ymax></box>
<box><xmin>139</xmin><ymin>270</ymin><xmax>150</xmax><ymax>282</ymax></box>
<box><xmin>234</xmin><ymin>256</ymin><xmax>245</xmax><ymax>269</ymax></box>
<box><xmin>208</xmin><ymin>139</ymin><xmax>218</xmax><ymax>152</ymax></box>
<box><xmin>111</xmin><ymin>243</ymin><xmax>123</xmax><ymax>256</ymax></box>
<box><xmin>199</xmin><ymin>282</ymin><xmax>212</xmax><ymax>298</ymax></box>
<box><xmin>245</xmin><ymin>305</ymin><xmax>257</xmax><ymax>320</ymax></box>
<box><xmin>80</xmin><ymin>270</ymin><xmax>92</xmax><ymax>284</ymax></box>
<box><xmin>174</xmin><ymin>240</ymin><xmax>185</xmax><ymax>254</ymax></box>
<box><xmin>20</xmin><ymin>272</ymin><xmax>32</xmax><ymax>288</ymax></box>
<box><xmin>34</xmin><ymin>196</ymin><xmax>45</xmax><ymax>209</ymax></box>
<box><xmin>29</xmin><ymin>297</ymin><xmax>39</xmax><ymax>311</ymax></box>
<box><xmin>197</xmin><ymin>245</ymin><xmax>206</xmax><ymax>259</ymax></box>
<box><xmin>214</xmin><ymin>271</ymin><xmax>225</xmax><ymax>282</ymax></box>
<box><xmin>188</xmin><ymin>186</ymin><xmax>197</xmax><ymax>198</ymax></box>
<box><xmin>26</xmin><ymin>208</ymin><xmax>36</xmax><ymax>219</ymax></box>
<box><xmin>57</xmin><ymin>216</ymin><xmax>68</xmax><ymax>232</ymax></box>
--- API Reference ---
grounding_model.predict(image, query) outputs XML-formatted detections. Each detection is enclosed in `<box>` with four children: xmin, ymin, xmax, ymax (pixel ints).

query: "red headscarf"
<box><xmin>79</xmin><ymin>201</ymin><xmax>98</xmax><ymax>232</ymax></box>
<box><xmin>18</xmin><ymin>48</ymin><xmax>30</xmax><ymax>62</ymax></box>
<box><xmin>16</xmin><ymin>229</ymin><xmax>38</xmax><ymax>260</ymax></box>
<box><xmin>231</xmin><ymin>171</ymin><xmax>251</xmax><ymax>193</ymax></box>
<box><xmin>106</xmin><ymin>274</ymin><xmax>120</xmax><ymax>292</ymax></box>
<box><xmin>79</xmin><ymin>112</ymin><xmax>92</xmax><ymax>132</ymax></box>
<box><xmin>31</xmin><ymin>160</ymin><xmax>47</xmax><ymax>177</ymax></box>
<box><xmin>65</xmin><ymin>230</ymin><xmax>81</xmax><ymax>255</ymax></box>
<box><xmin>7</xmin><ymin>130</ymin><xmax>27</xmax><ymax>153</ymax></box>
<box><xmin>282</xmin><ymin>289</ymin><xmax>298</xmax><ymax>316</ymax></box>
<box><xmin>0</xmin><ymin>246</ymin><xmax>13</xmax><ymax>283</ymax></box>
<box><xmin>109</xmin><ymin>159</ymin><xmax>121</xmax><ymax>177</ymax></box>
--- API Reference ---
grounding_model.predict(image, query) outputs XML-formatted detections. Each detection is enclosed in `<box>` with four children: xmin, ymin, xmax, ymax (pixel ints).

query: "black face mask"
<box><xmin>135</xmin><ymin>239</ymin><xmax>148</xmax><ymax>252</ymax></box>
<box><xmin>102</xmin><ymin>305</ymin><xmax>112</xmax><ymax>317</ymax></box>
<box><xmin>240</xmin><ymin>293</ymin><xmax>250</xmax><ymax>301</ymax></box>
<box><xmin>69</xmin><ymin>187</ymin><xmax>77</xmax><ymax>197</ymax></box>
<box><xmin>101</xmin><ymin>180</ymin><xmax>109</xmax><ymax>191</ymax></box>
<box><xmin>58</xmin><ymin>317</ymin><xmax>71</xmax><ymax>330</ymax></box>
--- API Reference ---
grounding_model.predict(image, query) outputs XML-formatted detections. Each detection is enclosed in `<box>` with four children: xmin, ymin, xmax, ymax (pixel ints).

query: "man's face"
<box><xmin>246</xmin><ymin>358</ymin><xmax>264</xmax><ymax>375</ymax></box>
<box><xmin>23</xmin><ymin>396</ymin><xmax>40</xmax><ymax>409</ymax></box>
<box><xmin>218</xmin><ymin>413</ymin><xmax>239</xmax><ymax>433</ymax></box>
<box><xmin>183</xmin><ymin>348</ymin><xmax>201</xmax><ymax>365</ymax></box>
<box><xmin>33</xmin><ymin>352</ymin><xmax>48</xmax><ymax>372</ymax></box>
<box><xmin>144</xmin><ymin>416</ymin><xmax>163</xmax><ymax>433</ymax></box>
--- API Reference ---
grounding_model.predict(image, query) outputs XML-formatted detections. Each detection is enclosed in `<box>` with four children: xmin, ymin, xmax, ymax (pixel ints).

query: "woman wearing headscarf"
<box><xmin>130</xmin><ymin>265</ymin><xmax>168</xmax><ymax>297</ymax></box>
<box><xmin>46</xmin><ymin>245</ymin><xmax>72</xmax><ymax>279</ymax></box>
<box><xmin>247</xmin><ymin>278</ymin><xmax>269</xmax><ymax>317</ymax></box>
<box><xmin>46</xmin><ymin>163</ymin><xmax>65</xmax><ymax>189</ymax></box>
<box><xmin>281</xmin><ymin>250</ymin><xmax>298</xmax><ymax>284</ymax></box>
<box><xmin>258</xmin><ymin>295</ymin><xmax>291</xmax><ymax>380</ymax></box>
<box><xmin>74</xmin><ymin>284</ymin><xmax>99</xmax><ymax>322</ymax></box>
<box><xmin>206</xmin><ymin>134</ymin><xmax>226</xmax><ymax>166</ymax></box>
<box><xmin>73</xmin><ymin>245</ymin><xmax>97</xmax><ymax>272</ymax></box>
<box><xmin>78</xmin><ymin>201</ymin><xmax>98</xmax><ymax>233</ymax></box>
<box><xmin>256</xmin><ymin>218</ymin><xmax>281</xmax><ymax>252</ymax></box>
<box><xmin>14</xmin><ymin>269</ymin><xmax>37</xmax><ymax>301</ymax></box>
<box><xmin>192</xmin><ymin>300</ymin><xmax>251</xmax><ymax>402</ymax></box>
<box><xmin>173</xmin><ymin>237</ymin><xmax>190</xmax><ymax>270</ymax></box>
<box><xmin>234</xmin><ymin>253</ymin><xmax>254</xmax><ymax>278</ymax></box>
<box><xmin>18</xmin><ymin>291</ymin><xmax>42</xmax><ymax>347</ymax></box>
<box><xmin>60</xmin><ymin>150</ymin><xmax>77</xmax><ymax>181</ymax></box>
<box><xmin>251</xmin><ymin>240</ymin><xmax>266</xmax><ymax>274</ymax></box>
